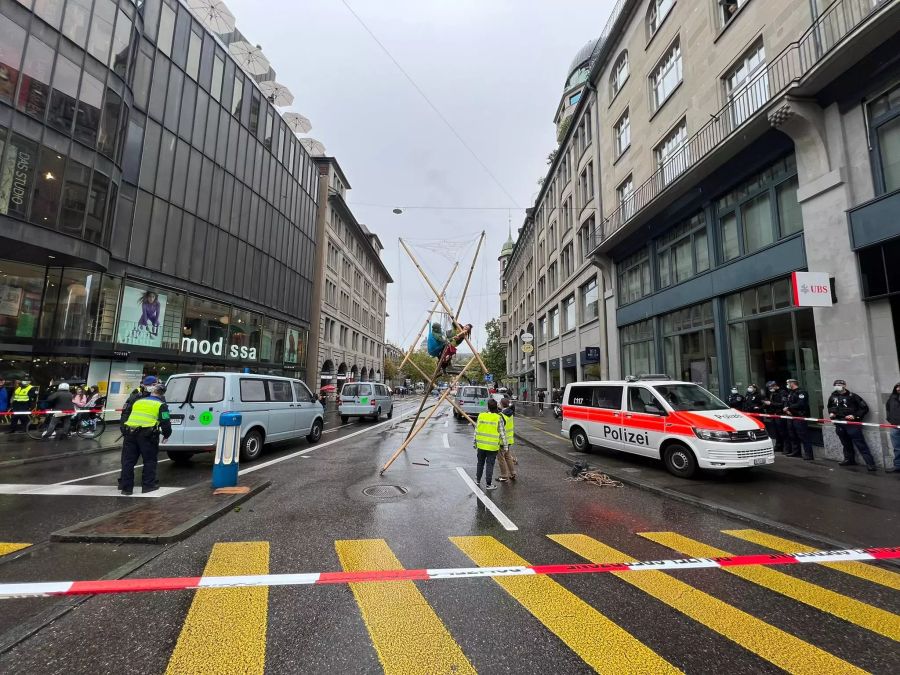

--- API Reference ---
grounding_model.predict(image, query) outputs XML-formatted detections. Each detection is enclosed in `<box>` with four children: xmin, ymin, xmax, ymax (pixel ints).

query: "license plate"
<box><xmin>753</xmin><ymin>457</ymin><xmax>767</xmax><ymax>465</ymax></box>
<box><xmin>171</xmin><ymin>418</ymin><xmax>182</xmax><ymax>425</ymax></box>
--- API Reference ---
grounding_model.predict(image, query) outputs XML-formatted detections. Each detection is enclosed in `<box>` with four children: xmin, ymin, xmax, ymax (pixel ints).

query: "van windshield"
<box><xmin>166</xmin><ymin>377</ymin><xmax>191</xmax><ymax>404</ymax></box>
<box><xmin>342</xmin><ymin>384</ymin><xmax>372</xmax><ymax>397</ymax></box>
<box><xmin>653</xmin><ymin>384</ymin><xmax>729</xmax><ymax>411</ymax></box>
<box><xmin>461</xmin><ymin>387</ymin><xmax>486</xmax><ymax>398</ymax></box>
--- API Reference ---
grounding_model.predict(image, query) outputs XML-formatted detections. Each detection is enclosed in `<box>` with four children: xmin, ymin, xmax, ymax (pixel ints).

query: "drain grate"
<box><xmin>362</xmin><ymin>485</ymin><xmax>408</xmax><ymax>498</ymax></box>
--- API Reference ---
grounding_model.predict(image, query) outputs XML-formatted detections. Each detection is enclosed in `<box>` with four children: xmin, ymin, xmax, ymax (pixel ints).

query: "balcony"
<box><xmin>590</xmin><ymin>0</ymin><xmax>898</xmax><ymax>256</ymax></box>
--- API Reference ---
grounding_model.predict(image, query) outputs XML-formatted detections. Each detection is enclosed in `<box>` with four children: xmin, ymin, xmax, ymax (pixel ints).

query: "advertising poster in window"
<box><xmin>0</xmin><ymin>285</ymin><xmax>23</xmax><ymax>316</ymax></box>
<box><xmin>116</xmin><ymin>285</ymin><xmax>168</xmax><ymax>348</ymax></box>
<box><xmin>284</xmin><ymin>326</ymin><xmax>300</xmax><ymax>365</ymax></box>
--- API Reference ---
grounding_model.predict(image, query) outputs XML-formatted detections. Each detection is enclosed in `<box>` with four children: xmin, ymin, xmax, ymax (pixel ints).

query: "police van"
<box><xmin>561</xmin><ymin>376</ymin><xmax>773</xmax><ymax>478</ymax></box>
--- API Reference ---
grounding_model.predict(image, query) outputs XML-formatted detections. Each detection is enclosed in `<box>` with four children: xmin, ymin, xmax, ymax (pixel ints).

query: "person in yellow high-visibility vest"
<box><xmin>496</xmin><ymin>397</ymin><xmax>517</xmax><ymax>482</ymax></box>
<box><xmin>473</xmin><ymin>398</ymin><xmax>508</xmax><ymax>490</ymax></box>
<box><xmin>8</xmin><ymin>380</ymin><xmax>37</xmax><ymax>434</ymax></box>
<box><xmin>118</xmin><ymin>383</ymin><xmax>172</xmax><ymax>496</ymax></box>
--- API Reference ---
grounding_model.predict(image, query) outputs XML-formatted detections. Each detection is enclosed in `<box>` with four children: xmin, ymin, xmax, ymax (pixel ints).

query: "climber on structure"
<box><xmin>427</xmin><ymin>321</ymin><xmax>472</xmax><ymax>374</ymax></box>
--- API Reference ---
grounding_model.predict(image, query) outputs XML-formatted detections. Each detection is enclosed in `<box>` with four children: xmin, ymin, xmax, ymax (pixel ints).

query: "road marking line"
<box><xmin>0</xmin><ymin>484</ymin><xmax>181</xmax><ymax>498</ymax></box>
<box><xmin>454</xmin><ymin>467</ymin><xmax>518</xmax><ymax>531</ymax></box>
<box><xmin>550</xmin><ymin>534</ymin><xmax>865</xmax><ymax>675</ymax></box>
<box><xmin>0</xmin><ymin>543</ymin><xmax>30</xmax><ymax>557</ymax></box>
<box><xmin>442</xmin><ymin>433</ymin><xmax>449</xmax><ymax>448</ymax></box>
<box><xmin>444</xmin><ymin>419</ymin><xmax>448</xmax><ymax>428</ymax></box>
<box><xmin>239</xmin><ymin>404</ymin><xmax>430</xmax><ymax>475</ymax></box>
<box><xmin>166</xmin><ymin>542</ymin><xmax>269</xmax><ymax>675</ymax></box>
<box><xmin>723</xmin><ymin>529</ymin><xmax>900</xmax><ymax>591</ymax></box>
<box><xmin>335</xmin><ymin>539</ymin><xmax>475</xmax><ymax>675</ymax></box>
<box><xmin>640</xmin><ymin>532</ymin><xmax>900</xmax><ymax>642</ymax></box>
<box><xmin>54</xmin><ymin>459</ymin><xmax>172</xmax><ymax>485</ymax></box>
<box><xmin>451</xmin><ymin>535</ymin><xmax>679</xmax><ymax>674</ymax></box>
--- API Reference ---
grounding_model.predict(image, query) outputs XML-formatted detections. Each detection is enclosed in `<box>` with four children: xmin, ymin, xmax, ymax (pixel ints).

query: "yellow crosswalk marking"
<box><xmin>640</xmin><ymin>532</ymin><xmax>900</xmax><ymax>642</ymax></box>
<box><xmin>0</xmin><ymin>543</ymin><xmax>30</xmax><ymax>557</ymax></box>
<box><xmin>335</xmin><ymin>539</ymin><xmax>475</xmax><ymax>675</ymax></box>
<box><xmin>166</xmin><ymin>542</ymin><xmax>269</xmax><ymax>675</ymax></box>
<box><xmin>451</xmin><ymin>535</ymin><xmax>680</xmax><ymax>674</ymax></box>
<box><xmin>723</xmin><ymin>529</ymin><xmax>900</xmax><ymax>591</ymax></box>
<box><xmin>550</xmin><ymin>533</ymin><xmax>865</xmax><ymax>675</ymax></box>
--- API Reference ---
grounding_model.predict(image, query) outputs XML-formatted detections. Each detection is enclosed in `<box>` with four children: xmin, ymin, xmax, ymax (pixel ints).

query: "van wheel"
<box><xmin>240</xmin><ymin>429</ymin><xmax>264</xmax><ymax>462</ymax></box>
<box><xmin>306</xmin><ymin>419</ymin><xmax>323</xmax><ymax>443</ymax></box>
<box><xmin>387</xmin><ymin>407</ymin><xmax>393</xmax><ymax>419</ymax></box>
<box><xmin>340</xmin><ymin>415</ymin><xmax>349</xmax><ymax>424</ymax></box>
<box><xmin>371</xmin><ymin>408</ymin><xmax>381</xmax><ymax>422</ymax></box>
<box><xmin>664</xmin><ymin>443</ymin><xmax>698</xmax><ymax>478</ymax></box>
<box><xmin>571</xmin><ymin>427</ymin><xmax>591</xmax><ymax>452</ymax></box>
<box><xmin>167</xmin><ymin>451</ymin><xmax>193</xmax><ymax>465</ymax></box>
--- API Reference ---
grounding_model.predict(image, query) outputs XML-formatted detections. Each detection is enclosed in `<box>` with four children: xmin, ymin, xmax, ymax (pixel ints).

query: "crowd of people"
<box><xmin>0</xmin><ymin>378</ymin><xmax>106</xmax><ymax>437</ymax></box>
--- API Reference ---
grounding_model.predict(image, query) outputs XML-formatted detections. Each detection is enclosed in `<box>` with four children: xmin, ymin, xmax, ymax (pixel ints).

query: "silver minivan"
<box><xmin>163</xmin><ymin>373</ymin><xmax>325</xmax><ymax>463</ymax></box>
<box><xmin>454</xmin><ymin>385</ymin><xmax>489</xmax><ymax>419</ymax></box>
<box><xmin>338</xmin><ymin>382</ymin><xmax>393</xmax><ymax>423</ymax></box>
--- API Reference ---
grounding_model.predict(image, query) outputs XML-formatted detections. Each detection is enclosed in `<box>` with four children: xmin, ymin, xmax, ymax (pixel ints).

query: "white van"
<box><xmin>338</xmin><ymin>382</ymin><xmax>393</xmax><ymax>423</ymax></box>
<box><xmin>560</xmin><ymin>377</ymin><xmax>774</xmax><ymax>478</ymax></box>
<box><xmin>163</xmin><ymin>373</ymin><xmax>325</xmax><ymax>463</ymax></box>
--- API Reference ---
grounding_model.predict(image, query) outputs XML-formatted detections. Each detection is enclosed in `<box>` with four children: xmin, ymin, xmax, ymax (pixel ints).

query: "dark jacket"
<box><xmin>726</xmin><ymin>393</ymin><xmax>745</xmax><ymax>410</ymax></box>
<box><xmin>784</xmin><ymin>388</ymin><xmax>811</xmax><ymax>417</ymax></box>
<box><xmin>827</xmin><ymin>390</ymin><xmax>868</xmax><ymax>420</ymax></box>
<box><xmin>46</xmin><ymin>390</ymin><xmax>75</xmax><ymax>413</ymax></box>
<box><xmin>763</xmin><ymin>389</ymin><xmax>785</xmax><ymax>414</ymax></box>
<box><xmin>886</xmin><ymin>384</ymin><xmax>900</xmax><ymax>426</ymax></box>
<box><xmin>744</xmin><ymin>392</ymin><xmax>764</xmax><ymax>413</ymax></box>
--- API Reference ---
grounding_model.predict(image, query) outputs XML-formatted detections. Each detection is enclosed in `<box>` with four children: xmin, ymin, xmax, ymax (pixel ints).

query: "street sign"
<box><xmin>485</xmin><ymin>373</ymin><xmax>494</xmax><ymax>382</ymax></box>
<box><xmin>522</xmin><ymin>343</ymin><xmax>534</xmax><ymax>354</ymax></box>
<box><xmin>521</xmin><ymin>332</ymin><xmax>534</xmax><ymax>343</ymax></box>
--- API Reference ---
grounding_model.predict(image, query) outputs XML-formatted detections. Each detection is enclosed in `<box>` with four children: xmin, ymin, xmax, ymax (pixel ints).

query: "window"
<box><xmin>293</xmin><ymin>381</ymin><xmax>315</xmax><ymax>403</ymax></box>
<box><xmin>549</xmin><ymin>307</ymin><xmax>559</xmax><ymax>339</ymax></box>
<box><xmin>628</xmin><ymin>387</ymin><xmax>665</xmax><ymax>414</ymax></box>
<box><xmin>616</xmin><ymin>247</ymin><xmax>651</xmax><ymax>305</ymax></box>
<box><xmin>231</xmin><ymin>75</ymin><xmax>243</xmax><ymax>116</ymax></box>
<box><xmin>655</xmin><ymin>118</ymin><xmax>689</xmax><ymax>186</ymax></box>
<box><xmin>193</xmin><ymin>377</ymin><xmax>225</xmax><ymax>403</ymax></box>
<box><xmin>547</xmin><ymin>262</ymin><xmax>558</xmax><ymax>293</ymax></box>
<box><xmin>720</xmin><ymin>0</ymin><xmax>749</xmax><ymax>26</ymax></box>
<box><xmin>661</xmin><ymin>301</ymin><xmax>717</xmax><ymax>391</ymax></box>
<box><xmin>868</xmin><ymin>82</ymin><xmax>900</xmax><ymax>195</ymax></box>
<box><xmin>567</xmin><ymin>385</ymin><xmax>597</xmax><ymax>407</ymax></box>
<box><xmin>725</xmin><ymin>41</ymin><xmax>768</xmax><ymax>127</ymax></box>
<box><xmin>16</xmin><ymin>35</ymin><xmax>53</xmax><ymax>119</ymax></box>
<box><xmin>650</xmin><ymin>38</ymin><xmax>682</xmax><ymax>111</ymax></box>
<box><xmin>716</xmin><ymin>154</ymin><xmax>801</xmax><ymax>261</ymax></box>
<box><xmin>548</xmin><ymin>221</ymin><xmax>557</xmax><ymax>251</ymax></box>
<box><xmin>538</xmin><ymin>316</ymin><xmax>547</xmax><ymax>343</ymax></box>
<box><xmin>87</xmin><ymin>0</ymin><xmax>116</xmax><ymax>65</ymax></box>
<box><xmin>657</xmin><ymin>212</ymin><xmax>708</xmax><ymax>288</ymax></box>
<box><xmin>157</xmin><ymin>2</ymin><xmax>176</xmax><ymax>56</ymax></box>
<box><xmin>240</xmin><ymin>378</ymin><xmax>267</xmax><ymax>402</ymax></box>
<box><xmin>580</xmin><ymin>277</ymin><xmax>599</xmax><ymax>322</ymax></box>
<box><xmin>617</xmin><ymin>175</ymin><xmax>635</xmax><ymax>221</ymax></box>
<box><xmin>267</xmin><ymin>379</ymin><xmax>293</xmax><ymax>402</ymax></box>
<box><xmin>578</xmin><ymin>219</ymin><xmax>593</xmax><ymax>261</ymax></box>
<box><xmin>561</xmin><ymin>243</ymin><xmax>574</xmax><ymax>279</ymax></box>
<box><xmin>647</xmin><ymin>0</ymin><xmax>675</xmax><ymax>39</ymax></box>
<box><xmin>0</xmin><ymin>15</ymin><xmax>26</xmax><ymax>107</ymax></box>
<box><xmin>621</xmin><ymin>319</ymin><xmax>656</xmax><ymax>377</ymax></box>
<box><xmin>187</xmin><ymin>30</ymin><xmax>202</xmax><ymax>80</ymax></box>
<box><xmin>610</xmin><ymin>50</ymin><xmax>629</xmax><ymax>97</ymax></box>
<box><xmin>614</xmin><ymin>109</ymin><xmax>630</xmax><ymax>156</ymax></box>
<box><xmin>562</xmin><ymin>294</ymin><xmax>576</xmax><ymax>331</ymax></box>
<box><xmin>211</xmin><ymin>54</ymin><xmax>224</xmax><ymax>102</ymax></box>
<box><xmin>48</xmin><ymin>55</ymin><xmax>81</xmax><ymax>133</ymax></box>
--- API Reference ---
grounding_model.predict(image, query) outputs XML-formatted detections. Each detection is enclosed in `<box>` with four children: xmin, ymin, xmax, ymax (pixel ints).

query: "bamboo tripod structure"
<box><xmin>379</xmin><ymin>233</ymin><xmax>487</xmax><ymax>475</ymax></box>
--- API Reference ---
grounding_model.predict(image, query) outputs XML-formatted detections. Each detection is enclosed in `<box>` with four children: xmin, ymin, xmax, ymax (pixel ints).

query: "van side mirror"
<box><xmin>645</xmin><ymin>404</ymin><xmax>666</xmax><ymax>416</ymax></box>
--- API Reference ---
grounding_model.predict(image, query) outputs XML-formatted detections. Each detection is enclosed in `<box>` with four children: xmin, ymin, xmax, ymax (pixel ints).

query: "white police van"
<box><xmin>560</xmin><ymin>376</ymin><xmax>774</xmax><ymax>478</ymax></box>
<box><xmin>163</xmin><ymin>373</ymin><xmax>325</xmax><ymax>464</ymax></box>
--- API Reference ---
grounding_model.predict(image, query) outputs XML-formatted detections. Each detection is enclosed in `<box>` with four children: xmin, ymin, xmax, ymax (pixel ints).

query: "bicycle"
<box><xmin>26</xmin><ymin>411</ymin><xmax>107</xmax><ymax>440</ymax></box>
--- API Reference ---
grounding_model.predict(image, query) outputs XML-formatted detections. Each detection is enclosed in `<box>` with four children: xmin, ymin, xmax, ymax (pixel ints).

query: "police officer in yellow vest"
<box><xmin>8</xmin><ymin>380</ymin><xmax>37</xmax><ymax>434</ymax></box>
<box><xmin>119</xmin><ymin>383</ymin><xmax>172</xmax><ymax>495</ymax></box>
<box><xmin>473</xmin><ymin>398</ymin><xmax>508</xmax><ymax>490</ymax></box>
<box><xmin>496</xmin><ymin>397</ymin><xmax>517</xmax><ymax>482</ymax></box>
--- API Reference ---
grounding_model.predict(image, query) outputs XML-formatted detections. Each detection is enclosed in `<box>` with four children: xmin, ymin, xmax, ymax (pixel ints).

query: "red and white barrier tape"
<box><xmin>746</xmin><ymin>412</ymin><xmax>900</xmax><ymax>429</ymax></box>
<box><xmin>0</xmin><ymin>408</ymin><xmax>121</xmax><ymax>417</ymax></box>
<box><xmin>1</xmin><ymin>546</ymin><xmax>897</xmax><ymax>599</ymax></box>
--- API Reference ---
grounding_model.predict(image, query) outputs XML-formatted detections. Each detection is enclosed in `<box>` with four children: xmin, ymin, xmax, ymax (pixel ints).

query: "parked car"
<box><xmin>454</xmin><ymin>385</ymin><xmax>490</xmax><ymax>419</ymax></box>
<box><xmin>338</xmin><ymin>382</ymin><xmax>394</xmax><ymax>423</ymax></box>
<box><xmin>163</xmin><ymin>373</ymin><xmax>325</xmax><ymax>464</ymax></box>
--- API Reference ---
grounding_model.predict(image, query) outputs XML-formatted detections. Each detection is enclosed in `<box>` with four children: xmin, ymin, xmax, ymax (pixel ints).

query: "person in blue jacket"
<box><xmin>427</xmin><ymin>322</ymin><xmax>472</xmax><ymax>374</ymax></box>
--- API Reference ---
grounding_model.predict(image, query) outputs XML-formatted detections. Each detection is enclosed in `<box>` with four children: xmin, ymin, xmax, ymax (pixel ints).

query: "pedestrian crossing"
<box><xmin>0</xmin><ymin>542</ymin><xmax>30</xmax><ymax>557</ymax></box>
<box><xmin>159</xmin><ymin>529</ymin><xmax>898</xmax><ymax>674</ymax></box>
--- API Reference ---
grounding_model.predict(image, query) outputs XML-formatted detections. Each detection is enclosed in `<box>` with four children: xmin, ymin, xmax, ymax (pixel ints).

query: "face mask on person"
<box><xmin>747</xmin><ymin>387</ymin><xmax>756</xmax><ymax>394</ymax></box>
<box><xmin>730</xmin><ymin>388</ymin><xmax>738</xmax><ymax>394</ymax></box>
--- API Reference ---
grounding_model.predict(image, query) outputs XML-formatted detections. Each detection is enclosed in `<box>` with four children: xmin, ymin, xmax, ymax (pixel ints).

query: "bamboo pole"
<box><xmin>380</xmin><ymin>356</ymin><xmax>476</xmax><ymax>475</ymax></box>
<box><xmin>403</xmin><ymin>357</ymin><xmax>476</xmax><ymax>426</ymax></box>
<box><xmin>398</xmin><ymin>262</ymin><xmax>459</xmax><ymax>372</ymax></box>
<box><xmin>453</xmin><ymin>231</ymin><xmax>485</xmax><ymax>324</ymax></box>
<box><xmin>399</xmin><ymin>239</ymin><xmax>488</xmax><ymax>374</ymax></box>
<box><xmin>403</xmin><ymin>358</ymin><xmax>445</xmax><ymax>443</ymax></box>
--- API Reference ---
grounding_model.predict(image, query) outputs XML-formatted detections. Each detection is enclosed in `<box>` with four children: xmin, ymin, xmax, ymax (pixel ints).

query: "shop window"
<box><xmin>0</xmin><ymin>14</ymin><xmax>26</xmax><ymax>106</ymax></box>
<box><xmin>657</xmin><ymin>212</ymin><xmax>708</xmax><ymax>289</ymax></box>
<box><xmin>29</xmin><ymin>147</ymin><xmax>65</xmax><ymax>227</ymax></box>
<box><xmin>661</xmin><ymin>301</ymin><xmax>717</xmax><ymax>391</ymax></box>
<box><xmin>94</xmin><ymin>274</ymin><xmax>121</xmax><ymax>343</ymax></box>
<box><xmin>229</xmin><ymin>308</ymin><xmax>261</xmax><ymax>361</ymax></box>
<box><xmin>17</xmin><ymin>35</ymin><xmax>54</xmax><ymax>119</ymax></box>
<box><xmin>0</xmin><ymin>260</ymin><xmax>44</xmax><ymax>340</ymax></box>
<box><xmin>37</xmin><ymin>269</ymin><xmax>101</xmax><ymax>342</ymax></box>
<box><xmin>620</xmin><ymin>319</ymin><xmax>656</xmax><ymax>377</ymax></box>
<box><xmin>60</xmin><ymin>159</ymin><xmax>91</xmax><ymax>236</ymax></box>
<box><xmin>616</xmin><ymin>247</ymin><xmax>651</xmax><ymax>305</ymax></box>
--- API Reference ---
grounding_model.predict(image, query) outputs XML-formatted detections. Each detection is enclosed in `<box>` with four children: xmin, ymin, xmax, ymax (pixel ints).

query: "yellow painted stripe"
<box><xmin>550</xmin><ymin>534</ymin><xmax>865</xmax><ymax>675</ymax></box>
<box><xmin>0</xmin><ymin>543</ymin><xmax>30</xmax><ymax>557</ymax></box>
<box><xmin>450</xmin><ymin>535</ymin><xmax>680</xmax><ymax>674</ymax></box>
<box><xmin>723</xmin><ymin>529</ymin><xmax>900</xmax><ymax>591</ymax></box>
<box><xmin>335</xmin><ymin>539</ymin><xmax>475</xmax><ymax>675</ymax></box>
<box><xmin>640</xmin><ymin>532</ymin><xmax>900</xmax><ymax>642</ymax></box>
<box><xmin>166</xmin><ymin>542</ymin><xmax>269</xmax><ymax>675</ymax></box>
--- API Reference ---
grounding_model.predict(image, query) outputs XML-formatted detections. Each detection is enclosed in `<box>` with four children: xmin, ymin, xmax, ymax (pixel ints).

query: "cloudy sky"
<box><xmin>228</xmin><ymin>0</ymin><xmax>616</xmax><ymax>351</ymax></box>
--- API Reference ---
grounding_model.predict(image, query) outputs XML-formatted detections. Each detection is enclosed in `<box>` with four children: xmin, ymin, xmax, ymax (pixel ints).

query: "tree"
<box><xmin>401</xmin><ymin>349</ymin><xmax>439</xmax><ymax>384</ymax></box>
<box><xmin>383</xmin><ymin>356</ymin><xmax>399</xmax><ymax>384</ymax></box>
<box><xmin>464</xmin><ymin>318</ymin><xmax>507</xmax><ymax>383</ymax></box>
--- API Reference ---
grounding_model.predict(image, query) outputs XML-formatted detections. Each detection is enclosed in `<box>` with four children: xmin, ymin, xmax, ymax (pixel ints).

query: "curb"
<box><xmin>0</xmin><ymin>443</ymin><xmax>120</xmax><ymax>468</ymax></box>
<box><xmin>516</xmin><ymin>424</ymin><xmax>900</xmax><ymax>569</ymax></box>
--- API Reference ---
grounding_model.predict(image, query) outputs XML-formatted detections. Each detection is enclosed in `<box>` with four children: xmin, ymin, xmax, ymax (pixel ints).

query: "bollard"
<box><xmin>212</xmin><ymin>412</ymin><xmax>242</xmax><ymax>488</ymax></box>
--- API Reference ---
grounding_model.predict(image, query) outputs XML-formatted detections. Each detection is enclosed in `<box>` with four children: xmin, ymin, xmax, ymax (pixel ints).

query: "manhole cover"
<box><xmin>362</xmin><ymin>485</ymin><xmax>408</xmax><ymax>498</ymax></box>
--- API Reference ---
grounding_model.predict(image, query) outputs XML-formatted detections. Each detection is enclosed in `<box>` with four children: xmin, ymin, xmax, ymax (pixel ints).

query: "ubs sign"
<box><xmin>791</xmin><ymin>271</ymin><xmax>833</xmax><ymax>307</ymax></box>
<box><xmin>181</xmin><ymin>337</ymin><xmax>257</xmax><ymax>360</ymax></box>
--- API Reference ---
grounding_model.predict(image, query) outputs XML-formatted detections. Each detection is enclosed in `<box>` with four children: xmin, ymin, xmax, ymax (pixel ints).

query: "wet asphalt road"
<box><xmin>1</xmin><ymin>399</ymin><xmax>898</xmax><ymax>674</ymax></box>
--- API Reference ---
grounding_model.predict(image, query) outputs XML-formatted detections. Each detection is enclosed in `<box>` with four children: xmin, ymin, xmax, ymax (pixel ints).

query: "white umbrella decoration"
<box><xmin>186</xmin><ymin>0</ymin><xmax>236</xmax><ymax>34</ymax></box>
<box><xmin>299</xmin><ymin>137</ymin><xmax>326</xmax><ymax>156</ymax></box>
<box><xmin>228</xmin><ymin>40</ymin><xmax>271</xmax><ymax>76</ymax></box>
<box><xmin>283</xmin><ymin>112</ymin><xmax>312</xmax><ymax>134</ymax></box>
<box><xmin>258</xmin><ymin>80</ymin><xmax>294</xmax><ymax>107</ymax></box>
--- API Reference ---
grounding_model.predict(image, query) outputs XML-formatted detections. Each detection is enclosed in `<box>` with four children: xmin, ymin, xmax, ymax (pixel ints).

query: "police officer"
<box><xmin>783</xmin><ymin>378</ymin><xmax>813</xmax><ymax>460</ymax></box>
<box><xmin>119</xmin><ymin>382</ymin><xmax>171</xmax><ymax>495</ymax></box>
<box><xmin>473</xmin><ymin>398</ymin><xmax>508</xmax><ymax>491</ymax></box>
<box><xmin>727</xmin><ymin>386</ymin><xmax>745</xmax><ymax>410</ymax></box>
<box><xmin>744</xmin><ymin>384</ymin><xmax>764</xmax><ymax>416</ymax></box>
<box><xmin>120</xmin><ymin>375</ymin><xmax>158</xmax><ymax>430</ymax></box>
<box><xmin>762</xmin><ymin>381</ymin><xmax>787</xmax><ymax>452</ymax></box>
<box><xmin>8</xmin><ymin>379</ymin><xmax>37</xmax><ymax>434</ymax></box>
<box><xmin>827</xmin><ymin>379</ymin><xmax>876</xmax><ymax>471</ymax></box>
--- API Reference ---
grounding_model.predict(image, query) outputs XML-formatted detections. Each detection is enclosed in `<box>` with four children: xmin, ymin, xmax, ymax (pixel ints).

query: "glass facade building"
<box><xmin>0</xmin><ymin>0</ymin><xmax>318</xmax><ymax>402</ymax></box>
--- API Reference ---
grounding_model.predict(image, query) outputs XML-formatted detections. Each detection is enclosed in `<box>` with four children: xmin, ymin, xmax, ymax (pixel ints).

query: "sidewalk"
<box><xmin>514</xmin><ymin>408</ymin><xmax>899</xmax><ymax>550</ymax></box>
<box><xmin>0</xmin><ymin>430</ymin><xmax>120</xmax><ymax>467</ymax></box>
